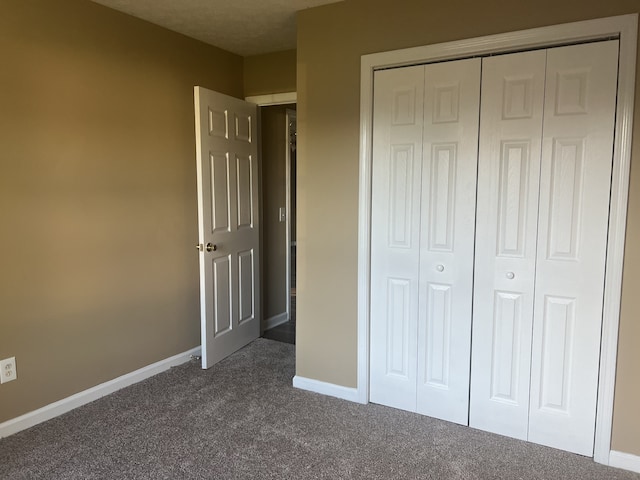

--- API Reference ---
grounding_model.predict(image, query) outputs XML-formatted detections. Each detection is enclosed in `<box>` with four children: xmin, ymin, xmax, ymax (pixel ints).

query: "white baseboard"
<box><xmin>293</xmin><ymin>375</ymin><xmax>363</xmax><ymax>403</ymax></box>
<box><xmin>0</xmin><ymin>346</ymin><xmax>201</xmax><ymax>439</ymax></box>
<box><xmin>264</xmin><ymin>312</ymin><xmax>289</xmax><ymax>330</ymax></box>
<box><xmin>610</xmin><ymin>450</ymin><xmax>640</xmax><ymax>473</ymax></box>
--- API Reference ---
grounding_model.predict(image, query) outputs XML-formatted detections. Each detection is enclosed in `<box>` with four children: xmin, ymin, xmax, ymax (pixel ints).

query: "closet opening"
<box><xmin>356</xmin><ymin>14</ymin><xmax>637</xmax><ymax>465</ymax></box>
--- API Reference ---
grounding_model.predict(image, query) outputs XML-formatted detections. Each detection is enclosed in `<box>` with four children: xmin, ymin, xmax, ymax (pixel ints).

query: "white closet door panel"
<box><xmin>416</xmin><ymin>58</ymin><xmax>481</xmax><ymax>425</ymax></box>
<box><xmin>470</xmin><ymin>50</ymin><xmax>546</xmax><ymax>439</ymax></box>
<box><xmin>370</xmin><ymin>66</ymin><xmax>425</xmax><ymax>412</ymax></box>
<box><xmin>528</xmin><ymin>40</ymin><xmax>619</xmax><ymax>456</ymax></box>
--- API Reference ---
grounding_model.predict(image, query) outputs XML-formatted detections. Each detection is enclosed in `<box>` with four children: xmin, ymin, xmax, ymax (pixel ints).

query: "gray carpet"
<box><xmin>1</xmin><ymin>338</ymin><xmax>638</xmax><ymax>480</ymax></box>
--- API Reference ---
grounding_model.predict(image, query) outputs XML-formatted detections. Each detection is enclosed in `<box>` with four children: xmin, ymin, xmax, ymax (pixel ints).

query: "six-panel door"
<box><xmin>194</xmin><ymin>87</ymin><xmax>261</xmax><ymax>369</ymax></box>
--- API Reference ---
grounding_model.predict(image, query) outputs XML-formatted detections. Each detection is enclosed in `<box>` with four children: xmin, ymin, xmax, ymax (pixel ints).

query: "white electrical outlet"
<box><xmin>0</xmin><ymin>357</ymin><xmax>17</xmax><ymax>384</ymax></box>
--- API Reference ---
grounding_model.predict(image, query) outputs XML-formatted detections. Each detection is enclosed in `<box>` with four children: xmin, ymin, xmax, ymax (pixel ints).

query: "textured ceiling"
<box><xmin>89</xmin><ymin>0</ymin><xmax>343</xmax><ymax>56</ymax></box>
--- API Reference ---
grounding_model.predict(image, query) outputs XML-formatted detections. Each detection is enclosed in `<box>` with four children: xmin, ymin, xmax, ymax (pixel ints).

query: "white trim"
<box><xmin>285</xmin><ymin>109</ymin><xmax>297</xmax><ymax>322</ymax></box>
<box><xmin>357</xmin><ymin>54</ymin><xmax>373</xmax><ymax>404</ymax></box>
<box><xmin>0</xmin><ymin>347</ymin><xmax>201</xmax><ymax>439</ymax></box>
<box><xmin>610</xmin><ymin>451</ymin><xmax>640</xmax><ymax>474</ymax></box>
<box><xmin>594</xmin><ymin>16</ymin><xmax>638</xmax><ymax>466</ymax></box>
<box><xmin>264</xmin><ymin>312</ymin><xmax>289</xmax><ymax>330</ymax></box>
<box><xmin>257</xmin><ymin>104</ymin><xmax>265</xmax><ymax>335</ymax></box>
<box><xmin>293</xmin><ymin>375</ymin><xmax>363</xmax><ymax>403</ymax></box>
<box><xmin>245</xmin><ymin>92</ymin><xmax>297</xmax><ymax>106</ymax></box>
<box><xmin>357</xmin><ymin>14</ymin><xmax>637</xmax><ymax>464</ymax></box>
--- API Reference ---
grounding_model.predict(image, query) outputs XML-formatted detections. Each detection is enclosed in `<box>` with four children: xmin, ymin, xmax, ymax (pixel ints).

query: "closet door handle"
<box><xmin>506</xmin><ymin>272</ymin><xmax>515</xmax><ymax>280</ymax></box>
<box><xmin>436</xmin><ymin>264</ymin><xmax>445</xmax><ymax>272</ymax></box>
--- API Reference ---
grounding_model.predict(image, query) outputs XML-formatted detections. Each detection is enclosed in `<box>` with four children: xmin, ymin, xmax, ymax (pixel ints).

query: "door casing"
<box><xmin>357</xmin><ymin>14</ymin><xmax>638</xmax><ymax>465</ymax></box>
<box><xmin>285</xmin><ymin>109</ymin><xmax>297</xmax><ymax>319</ymax></box>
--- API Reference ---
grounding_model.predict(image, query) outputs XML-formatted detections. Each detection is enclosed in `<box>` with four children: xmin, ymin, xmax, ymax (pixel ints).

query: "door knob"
<box><xmin>206</xmin><ymin>243</ymin><xmax>217</xmax><ymax>252</ymax></box>
<box><xmin>506</xmin><ymin>272</ymin><xmax>515</xmax><ymax>279</ymax></box>
<box><xmin>436</xmin><ymin>264</ymin><xmax>445</xmax><ymax>272</ymax></box>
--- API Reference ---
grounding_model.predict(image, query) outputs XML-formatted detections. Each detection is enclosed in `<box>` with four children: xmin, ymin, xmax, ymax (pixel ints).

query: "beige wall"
<box><xmin>261</xmin><ymin>105</ymin><xmax>289</xmax><ymax>320</ymax></box>
<box><xmin>0</xmin><ymin>0</ymin><xmax>243</xmax><ymax>422</ymax></box>
<box><xmin>296</xmin><ymin>0</ymin><xmax>640</xmax><ymax>455</ymax></box>
<box><xmin>244</xmin><ymin>50</ymin><xmax>297</xmax><ymax>97</ymax></box>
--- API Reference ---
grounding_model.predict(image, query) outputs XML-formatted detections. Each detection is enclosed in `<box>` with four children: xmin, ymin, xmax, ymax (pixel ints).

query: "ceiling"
<box><xmin>90</xmin><ymin>0</ymin><xmax>344</xmax><ymax>57</ymax></box>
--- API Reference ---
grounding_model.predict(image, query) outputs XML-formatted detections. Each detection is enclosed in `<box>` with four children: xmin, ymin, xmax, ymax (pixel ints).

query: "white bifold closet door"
<box><xmin>470</xmin><ymin>40</ymin><xmax>619</xmax><ymax>456</ymax></box>
<box><xmin>370</xmin><ymin>58</ymin><xmax>481</xmax><ymax>425</ymax></box>
<box><xmin>469</xmin><ymin>49</ymin><xmax>547</xmax><ymax>440</ymax></box>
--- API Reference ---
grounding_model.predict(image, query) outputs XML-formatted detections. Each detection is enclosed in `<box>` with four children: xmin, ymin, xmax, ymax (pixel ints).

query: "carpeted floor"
<box><xmin>1</xmin><ymin>338</ymin><xmax>638</xmax><ymax>479</ymax></box>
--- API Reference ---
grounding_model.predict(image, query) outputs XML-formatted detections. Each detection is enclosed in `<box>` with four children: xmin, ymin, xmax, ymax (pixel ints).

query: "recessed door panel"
<box><xmin>424</xmin><ymin>283</ymin><xmax>452</xmax><ymax>387</ymax></box>
<box><xmin>213</xmin><ymin>255</ymin><xmax>232</xmax><ymax>336</ymax></box>
<box><xmin>490</xmin><ymin>291</ymin><xmax>524</xmax><ymax>404</ymax></box>
<box><xmin>546</xmin><ymin>138</ymin><xmax>584</xmax><ymax>260</ymax></box>
<box><xmin>238</xmin><ymin>249</ymin><xmax>255</xmax><ymax>324</ymax></box>
<box><xmin>392</xmin><ymin>87</ymin><xmax>417</xmax><ymax>125</ymax></box>
<box><xmin>502</xmin><ymin>76</ymin><xmax>535</xmax><ymax>120</ymax></box>
<box><xmin>389</xmin><ymin>145</ymin><xmax>416</xmax><ymax>248</ymax></box>
<box><xmin>433</xmin><ymin>83</ymin><xmax>460</xmax><ymax>123</ymax></box>
<box><xmin>428</xmin><ymin>143</ymin><xmax>457</xmax><ymax>252</ymax></box>
<box><xmin>538</xmin><ymin>295</ymin><xmax>575</xmax><ymax>413</ymax></box>
<box><xmin>554</xmin><ymin>70</ymin><xmax>589</xmax><ymax>115</ymax></box>
<box><xmin>497</xmin><ymin>141</ymin><xmax>531</xmax><ymax>257</ymax></box>
<box><xmin>208</xmin><ymin>108</ymin><xmax>228</xmax><ymax>138</ymax></box>
<box><xmin>209</xmin><ymin>152</ymin><xmax>231</xmax><ymax>234</ymax></box>
<box><xmin>386</xmin><ymin>278</ymin><xmax>412</xmax><ymax>377</ymax></box>
<box><xmin>234</xmin><ymin>113</ymin><xmax>252</xmax><ymax>143</ymax></box>
<box><xmin>236</xmin><ymin>154</ymin><xmax>254</xmax><ymax>230</ymax></box>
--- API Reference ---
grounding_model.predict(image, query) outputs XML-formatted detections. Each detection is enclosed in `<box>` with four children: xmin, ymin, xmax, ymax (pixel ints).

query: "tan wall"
<box><xmin>296</xmin><ymin>0</ymin><xmax>640</xmax><ymax>455</ymax></box>
<box><xmin>0</xmin><ymin>0</ymin><xmax>243</xmax><ymax>422</ymax></box>
<box><xmin>244</xmin><ymin>50</ymin><xmax>297</xmax><ymax>97</ymax></box>
<box><xmin>261</xmin><ymin>105</ymin><xmax>289</xmax><ymax>320</ymax></box>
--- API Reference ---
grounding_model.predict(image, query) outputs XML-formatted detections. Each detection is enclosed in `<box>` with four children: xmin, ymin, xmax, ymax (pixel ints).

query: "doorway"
<box><xmin>258</xmin><ymin>103</ymin><xmax>297</xmax><ymax>345</ymax></box>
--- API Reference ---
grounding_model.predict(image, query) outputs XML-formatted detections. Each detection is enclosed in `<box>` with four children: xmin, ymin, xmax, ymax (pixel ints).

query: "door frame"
<box><xmin>356</xmin><ymin>14</ymin><xmax>637</xmax><ymax>465</ymax></box>
<box><xmin>285</xmin><ymin>109</ymin><xmax>297</xmax><ymax>319</ymax></box>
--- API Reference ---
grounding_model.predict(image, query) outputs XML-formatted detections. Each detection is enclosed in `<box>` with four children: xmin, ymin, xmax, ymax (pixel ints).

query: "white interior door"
<box><xmin>370</xmin><ymin>65</ymin><xmax>424</xmax><ymax>412</ymax></box>
<box><xmin>528</xmin><ymin>40</ymin><xmax>619</xmax><ymax>456</ymax></box>
<box><xmin>370</xmin><ymin>58</ymin><xmax>480</xmax><ymax>424</ymax></box>
<box><xmin>194</xmin><ymin>87</ymin><xmax>260</xmax><ymax>369</ymax></box>
<box><xmin>471</xmin><ymin>40</ymin><xmax>619</xmax><ymax>454</ymax></box>
<box><xmin>416</xmin><ymin>58</ymin><xmax>480</xmax><ymax>425</ymax></box>
<box><xmin>469</xmin><ymin>50</ymin><xmax>547</xmax><ymax>439</ymax></box>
